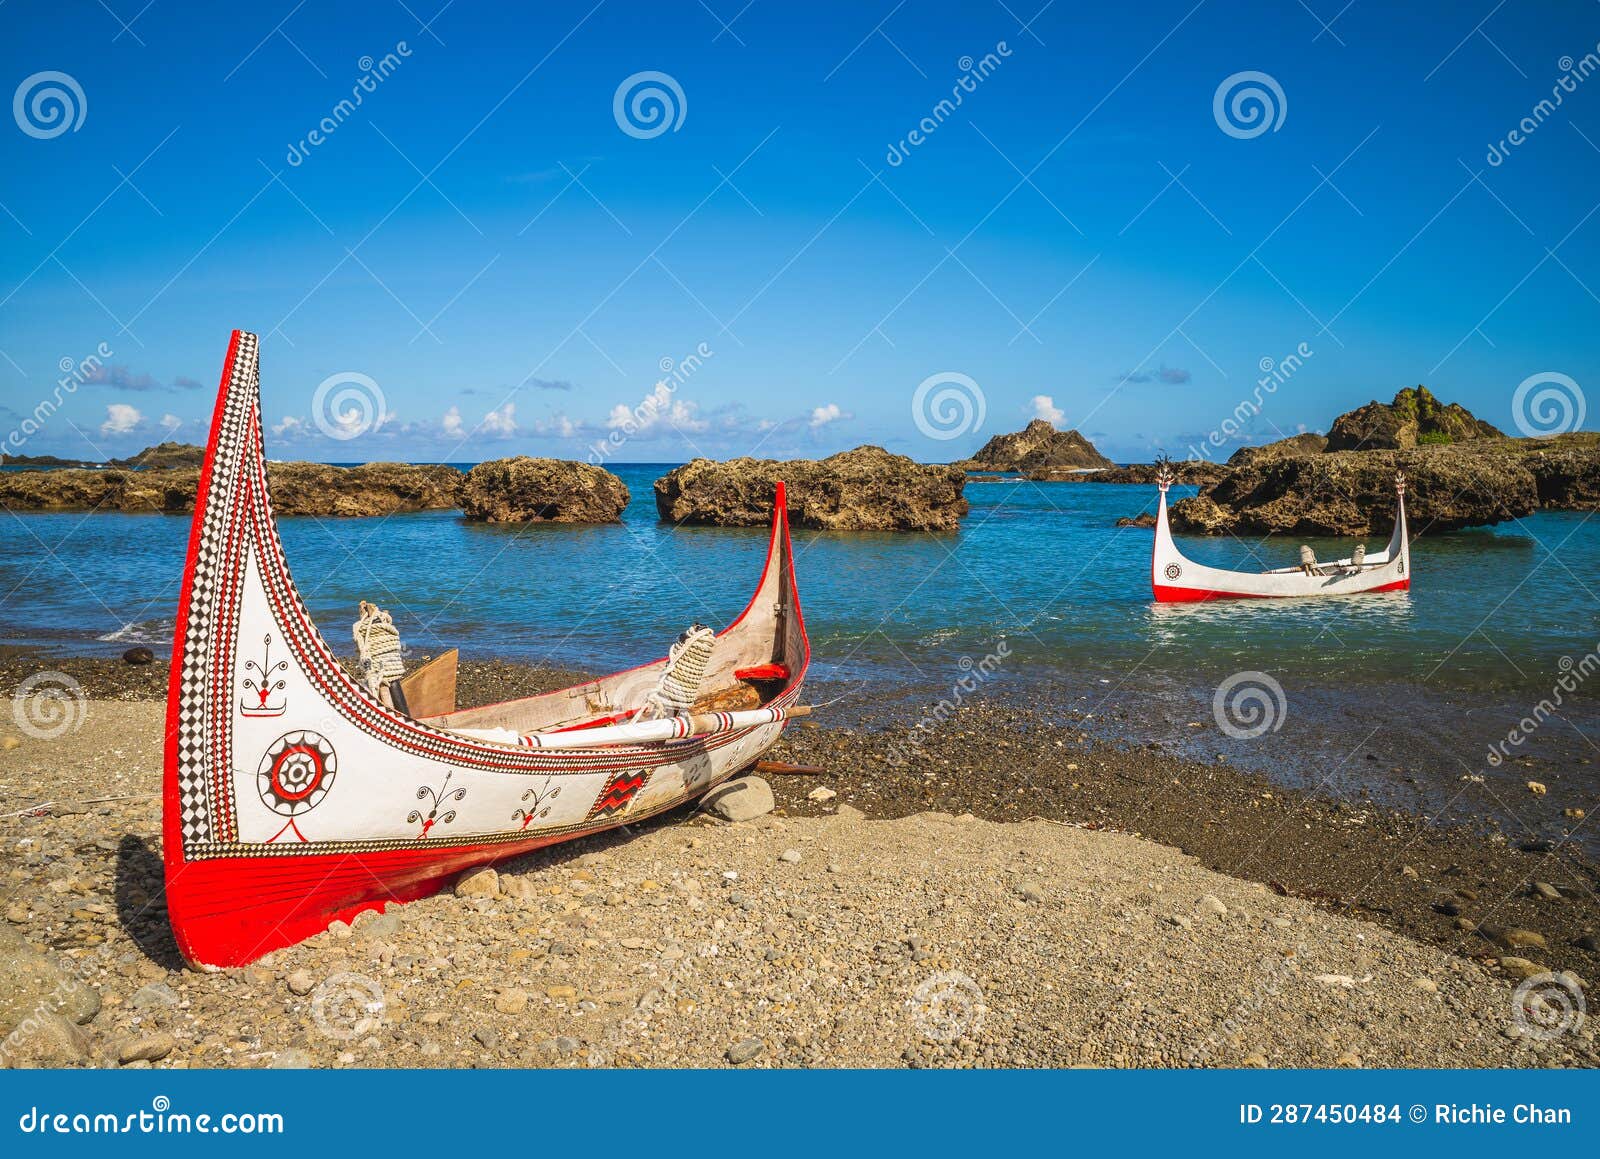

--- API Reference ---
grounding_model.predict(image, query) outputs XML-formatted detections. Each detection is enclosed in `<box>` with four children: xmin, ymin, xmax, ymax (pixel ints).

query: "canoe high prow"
<box><xmin>163</xmin><ymin>331</ymin><xmax>807</xmax><ymax>968</ymax></box>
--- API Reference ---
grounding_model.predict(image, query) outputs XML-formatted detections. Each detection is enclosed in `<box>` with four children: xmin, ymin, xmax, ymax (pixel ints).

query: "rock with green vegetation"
<box><xmin>1324</xmin><ymin>385</ymin><xmax>1504</xmax><ymax>451</ymax></box>
<box><xmin>958</xmin><ymin>420</ymin><xmax>1113</xmax><ymax>473</ymax></box>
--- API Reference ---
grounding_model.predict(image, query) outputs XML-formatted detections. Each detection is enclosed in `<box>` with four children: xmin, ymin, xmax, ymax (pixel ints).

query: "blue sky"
<box><xmin>2</xmin><ymin>0</ymin><xmax>1598</xmax><ymax>463</ymax></box>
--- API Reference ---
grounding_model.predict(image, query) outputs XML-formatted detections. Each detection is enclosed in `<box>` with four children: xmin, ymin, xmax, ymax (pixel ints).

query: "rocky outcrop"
<box><xmin>1158</xmin><ymin>389</ymin><xmax>1576</xmax><ymax>536</ymax></box>
<box><xmin>1226</xmin><ymin>432</ymin><xmax>1328</xmax><ymax>467</ymax></box>
<box><xmin>0</xmin><ymin>462</ymin><xmax>465</xmax><ymax>517</ymax></box>
<box><xmin>1169</xmin><ymin>442</ymin><xmax>1547</xmax><ymax>536</ymax></box>
<box><xmin>655</xmin><ymin>446</ymin><xmax>968</xmax><ymax>532</ymax></box>
<box><xmin>113</xmin><ymin>442</ymin><xmax>206</xmax><ymax>469</ymax></box>
<box><xmin>269</xmin><ymin>463</ymin><xmax>465</xmax><ymax>517</ymax></box>
<box><xmin>460</xmin><ymin>458</ymin><xmax>629</xmax><ymax>523</ymax></box>
<box><xmin>1324</xmin><ymin>385</ymin><xmax>1503</xmax><ymax>451</ymax></box>
<box><xmin>960</xmin><ymin>420</ymin><xmax>1113</xmax><ymax>473</ymax></box>
<box><xmin>1042</xmin><ymin>460</ymin><xmax>1230</xmax><ymax>486</ymax></box>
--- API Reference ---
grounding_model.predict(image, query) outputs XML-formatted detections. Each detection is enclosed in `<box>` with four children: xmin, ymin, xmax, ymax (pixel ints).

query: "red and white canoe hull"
<box><xmin>163</xmin><ymin>331</ymin><xmax>808</xmax><ymax>969</ymax></box>
<box><xmin>1150</xmin><ymin>480</ymin><xmax>1411</xmax><ymax>602</ymax></box>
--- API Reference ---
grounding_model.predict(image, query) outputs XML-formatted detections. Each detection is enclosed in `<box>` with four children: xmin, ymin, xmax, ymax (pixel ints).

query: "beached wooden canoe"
<box><xmin>1151</xmin><ymin>468</ymin><xmax>1411</xmax><ymax>602</ymax></box>
<box><xmin>164</xmin><ymin>331</ymin><xmax>809</xmax><ymax>969</ymax></box>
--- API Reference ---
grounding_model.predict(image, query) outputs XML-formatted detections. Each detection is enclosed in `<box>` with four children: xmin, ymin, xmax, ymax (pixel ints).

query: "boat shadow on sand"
<box><xmin>111</xmin><ymin>798</ymin><xmax>711</xmax><ymax>969</ymax></box>
<box><xmin>114</xmin><ymin>834</ymin><xmax>185</xmax><ymax>971</ymax></box>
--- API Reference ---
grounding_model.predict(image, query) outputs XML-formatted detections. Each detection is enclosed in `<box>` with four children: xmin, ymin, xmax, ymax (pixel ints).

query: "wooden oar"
<box><xmin>754</xmin><ymin>760</ymin><xmax>827</xmax><ymax>776</ymax></box>
<box><xmin>512</xmin><ymin>704</ymin><xmax>813</xmax><ymax>751</ymax></box>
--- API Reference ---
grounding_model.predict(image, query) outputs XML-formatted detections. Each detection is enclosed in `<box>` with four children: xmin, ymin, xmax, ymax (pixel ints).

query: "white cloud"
<box><xmin>809</xmin><ymin>403</ymin><xmax>847</xmax><ymax>429</ymax></box>
<box><xmin>441</xmin><ymin>406</ymin><xmax>464</xmax><ymax>438</ymax></box>
<box><xmin>606</xmin><ymin>384</ymin><xmax>707</xmax><ymax>436</ymax></box>
<box><xmin>1031</xmin><ymin>395</ymin><xmax>1064</xmax><ymax>425</ymax></box>
<box><xmin>100</xmin><ymin>403</ymin><xmax>143</xmax><ymax>435</ymax></box>
<box><xmin>533</xmin><ymin>414</ymin><xmax>579</xmax><ymax>438</ymax></box>
<box><xmin>480</xmin><ymin>402</ymin><xmax>517</xmax><ymax>437</ymax></box>
<box><xmin>271</xmin><ymin>415</ymin><xmax>309</xmax><ymax>438</ymax></box>
<box><xmin>159</xmin><ymin>414</ymin><xmax>182</xmax><ymax>433</ymax></box>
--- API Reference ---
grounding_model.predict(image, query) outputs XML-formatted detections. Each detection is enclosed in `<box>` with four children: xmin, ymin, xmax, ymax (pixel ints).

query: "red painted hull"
<box><xmin>1152</xmin><ymin>578</ymin><xmax>1411</xmax><ymax>603</ymax></box>
<box><xmin>166</xmin><ymin>797</ymin><xmax>686</xmax><ymax>968</ymax></box>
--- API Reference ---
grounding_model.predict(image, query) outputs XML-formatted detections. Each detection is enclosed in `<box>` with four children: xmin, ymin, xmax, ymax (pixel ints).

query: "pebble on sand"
<box><xmin>704</xmin><ymin>775</ymin><xmax>775</xmax><ymax>822</ymax></box>
<box><xmin>118</xmin><ymin>1032</ymin><xmax>175</xmax><ymax>1064</ymax></box>
<box><xmin>494</xmin><ymin>988</ymin><xmax>529</xmax><ymax>1015</ymax></box>
<box><xmin>455</xmin><ymin>866</ymin><xmax>500</xmax><ymax>898</ymax></box>
<box><xmin>807</xmin><ymin>786</ymin><xmax>837</xmax><ymax>803</ymax></box>
<box><xmin>286</xmin><ymin>969</ymin><xmax>317</xmax><ymax>995</ymax></box>
<box><xmin>1497</xmin><ymin>956</ymin><xmax>1545</xmax><ymax>980</ymax></box>
<box><xmin>727</xmin><ymin>1037</ymin><xmax>765</xmax><ymax>1065</ymax></box>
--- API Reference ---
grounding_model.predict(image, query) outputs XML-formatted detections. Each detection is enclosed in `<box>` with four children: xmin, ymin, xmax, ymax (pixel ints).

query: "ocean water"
<box><xmin>4</xmin><ymin>465</ymin><xmax>1592</xmax><ymax>690</ymax></box>
<box><xmin>3</xmin><ymin>464</ymin><xmax>1598</xmax><ymax>843</ymax></box>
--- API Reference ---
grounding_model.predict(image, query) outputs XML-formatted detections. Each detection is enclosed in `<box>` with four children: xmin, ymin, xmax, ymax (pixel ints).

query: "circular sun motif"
<box><xmin>257</xmin><ymin>731</ymin><xmax>337</xmax><ymax>817</ymax></box>
<box><xmin>1164</xmin><ymin>563</ymin><xmax>1182</xmax><ymax>580</ymax></box>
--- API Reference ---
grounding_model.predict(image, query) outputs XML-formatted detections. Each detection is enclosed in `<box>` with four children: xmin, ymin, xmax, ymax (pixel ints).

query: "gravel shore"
<box><xmin>1</xmin><ymin>699</ymin><xmax>1594</xmax><ymax>1068</ymax></box>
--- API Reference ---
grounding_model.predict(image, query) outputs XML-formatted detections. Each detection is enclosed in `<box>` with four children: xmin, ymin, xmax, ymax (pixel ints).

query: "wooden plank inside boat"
<box><xmin>399</xmin><ymin>648</ymin><xmax>458</xmax><ymax>719</ymax></box>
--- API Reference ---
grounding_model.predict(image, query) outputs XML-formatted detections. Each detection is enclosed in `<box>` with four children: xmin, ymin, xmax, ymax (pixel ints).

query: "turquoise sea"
<box><xmin>3</xmin><ymin>463</ymin><xmax>1597</xmax><ymax>844</ymax></box>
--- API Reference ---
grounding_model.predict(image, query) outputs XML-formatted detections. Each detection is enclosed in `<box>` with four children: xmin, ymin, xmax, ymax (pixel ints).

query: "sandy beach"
<box><xmin>1</xmin><ymin>686</ymin><xmax>1594</xmax><ymax>1069</ymax></box>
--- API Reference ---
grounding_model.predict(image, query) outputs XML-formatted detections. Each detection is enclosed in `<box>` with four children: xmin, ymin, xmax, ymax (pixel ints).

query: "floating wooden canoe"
<box><xmin>164</xmin><ymin>331</ymin><xmax>808</xmax><ymax>969</ymax></box>
<box><xmin>1151</xmin><ymin>469</ymin><xmax>1411</xmax><ymax>602</ymax></box>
